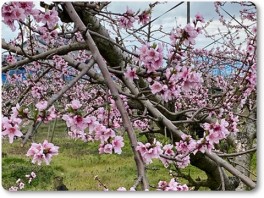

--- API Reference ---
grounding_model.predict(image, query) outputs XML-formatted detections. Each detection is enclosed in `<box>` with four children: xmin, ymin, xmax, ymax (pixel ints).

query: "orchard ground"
<box><xmin>2</xmin><ymin>120</ymin><xmax>256</xmax><ymax>191</ymax></box>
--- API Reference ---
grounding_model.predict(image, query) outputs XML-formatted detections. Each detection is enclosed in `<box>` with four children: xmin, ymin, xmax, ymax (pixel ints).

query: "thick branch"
<box><xmin>64</xmin><ymin>2</ymin><xmax>149</xmax><ymax>190</ymax></box>
<box><xmin>2</xmin><ymin>40</ymin><xmax>88</xmax><ymax>72</ymax></box>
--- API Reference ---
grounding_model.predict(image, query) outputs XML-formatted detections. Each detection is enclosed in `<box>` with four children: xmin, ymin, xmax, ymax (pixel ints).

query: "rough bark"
<box><xmin>234</xmin><ymin>110</ymin><xmax>256</xmax><ymax>190</ymax></box>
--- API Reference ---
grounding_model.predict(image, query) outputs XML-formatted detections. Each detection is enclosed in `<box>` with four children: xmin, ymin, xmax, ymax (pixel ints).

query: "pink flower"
<box><xmin>31</xmin><ymin>172</ymin><xmax>36</xmax><ymax>178</ymax></box>
<box><xmin>18</xmin><ymin>182</ymin><xmax>25</xmax><ymax>190</ymax></box>
<box><xmin>163</xmin><ymin>144</ymin><xmax>175</xmax><ymax>156</ymax></box>
<box><xmin>195</xmin><ymin>139</ymin><xmax>214</xmax><ymax>154</ymax></box>
<box><xmin>36</xmin><ymin>100</ymin><xmax>48</xmax><ymax>111</ymax></box>
<box><xmin>146</xmin><ymin>48</ymin><xmax>160</xmax><ymax>62</ymax></box>
<box><xmin>42</xmin><ymin>140</ymin><xmax>59</xmax><ymax>165</ymax></box>
<box><xmin>139</xmin><ymin>43</ymin><xmax>163</xmax><ymax>73</ymax></box>
<box><xmin>40</xmin><ymin>8</ymin><xmax>58</xmax><ymax>29</ymax></box>
<box><xmin>124</xmin><ymin>67</ymin><xmax>138</xmax><ymax>81</ymax></box>
<box><xmin>5</xmin><ymin>55</ymin><xmax>16</xmax><ymax>64</ymax></box>
<box><xmin>176</xmin><ymin>140</ymin><xmax>189</xmax><ymax>154</ymax></box>
<box><xmin>176</xmin><ymin>134</ymin><xmax>197</xmax><ymax>155</ymax></box>
<box><xmin>117</xmin><ymin>187</ymin><xmax>127</xmax><ymax>191</ymax></box>
<box><xmin>103</xmin><ymin>144</ymin><xmax>113</xmax><ymax>154</ymax></box>
<box><xmin>228</xmin><ymin>113</ymin><xmax>239</xmax><ymax>133</ymax></box>
<box><xmin>18</xmin><ymin>2</ymin><xmax>34</xmax><ymax>15</ymax></box>
<box><xmin>204</xmin><ymin>128</ymin><xmax>220</xmax><ymax>144</ymax></box>
<box><xmin>247</xmin><ymin>45</ymin><xmax>255</xmax><ymax>54</ymax></box>
<box><xmin>31</xmin><ymin>9</ymin><xmax>42</xmax><ymax>22</ymax></box>
<box><xmin>2</xmin><ymin>116</ymin><xmax>10</xmax><ymax>129</ymax></box>
<box><xmin>118</xmin><ymin>8</ymin><xmax>136</xmax><ymax>29</ymax></box>
<box><xmin>72</xmin><ymin>115</ymin><xmax>88</xmax><ymax>131</ymax></box>
<box><xmin>136</xmin><ymin>140</ymin><xmax>162</xmax><ymax>164</ymax></box>
<box><xmin>203</xmin><ymin>119</ymin><xmax>229</xmax><ymax>143</ymax></box>
<box><xmin>26</xmin><ymin>140</ymin><xmax>59</xmax><ymax>165</ymax></box>
<box><xmin>150</xmin><ymin>81</ymin><xmax>163</xmax><ymax>94</ymax></box>
<box><xmin>112</xmin><ymin>136</ymin><xmax>124</xmax><ymax>154</ymax></box>
<box><xmin>12</xmin><ymin>7</ymin><xmax>26</xmax><ymax>21</ymax></box>
<box><xmin>68</xmin><ymin>129</ymin><xmax>85</xmax><ymax>140</ymax></box>
<box><xmin>86</xmin><ymin>116</ymin><xmax>99</xmax><ymax>132</ymax></box>
<box><xmin>138</xmin><ymin>10</ymin><xmax>150</xmax><ymax>25</ymax></box>
<box><xmin>62</xmin><ymin>114</ymin><xmax>74</xmax><ymax>128</ymax></box>
<box><xmin>195</xmin><ymin>12</ymin><xmax>205</xmax><ymax>23</ymax></box>
<box><xmin>160</xmin><ymin>144</ymin><xmax>175</xmax><ymax>168</ymax></box>
<box><xmin>133</xmin><ymin>119</ymin><xmax>148</xmax><ymax>130</ymax></box>
<box><xmin>158</xmin><ymin>179</ymin><xmax>188</xmax><ymax>191</ymax></box>
<box><xmin>46</xmin><ymin>106</ymin><xmax>57</xmax><ymax>121</ymax></box>
<box><xmin>2</xmin><ymin>124</ymin><xmax>23</xmax><ymax>143</ymax></box>
<box><xmin>158</xmin><ymin>181</ymin><xmax>168</xmax><ymax>190</ymax></box>
<box><xmin>95</xmin><ymin>126</ymin><xmax>115</xmax><ymax>142</ymax></box>
<box><xmin>175</xmin><ymin>154</ymin><xmax>190</xmax><ymax>168</ymax></box>
<box><xmin>2</xmin><ymin>2</ymin><xmax>36</xmax><ymax>31</ymax></box>
<box><xmin>11</xmin><ymin>103</ymin><xmax>20</xmax><ymax>118</ymax></box>
<box><xmin>71</xmin><ymin>99</ymin><xmax>82</xmax><ymax>110</ymax></box>
<box><xmin>2</xmin><ymin>4</ymin><xmax>15</xmax><ymax>21</ymax></box>
<box><xmin>9</xmin><ymin>186</ymin><xmax>18</xmax><ymax>191</ymax></box>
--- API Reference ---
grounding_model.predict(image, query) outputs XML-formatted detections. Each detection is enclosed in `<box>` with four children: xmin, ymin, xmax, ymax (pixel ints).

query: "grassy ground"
<box><xmin>1</xmin><ymin>120</ymin><xmax>255</xmax><ymax>191</ymax></box>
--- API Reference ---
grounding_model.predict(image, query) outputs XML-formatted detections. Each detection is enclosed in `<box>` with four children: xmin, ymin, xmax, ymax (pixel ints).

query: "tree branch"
<box><xmin>64</xmin><ymin>2</ymin><xmax>149</xmax><ymax>190</ymax></box>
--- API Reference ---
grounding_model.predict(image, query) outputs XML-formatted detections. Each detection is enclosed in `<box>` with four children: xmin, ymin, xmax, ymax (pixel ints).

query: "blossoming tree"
<box><xmin>1</xmin><ymin>1</ymin><xmax>257</xmax><ymax>191</ymax></box>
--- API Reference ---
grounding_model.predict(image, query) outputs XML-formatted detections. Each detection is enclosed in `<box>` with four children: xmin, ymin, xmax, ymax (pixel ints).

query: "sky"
<box><xmin>1</xmin><ymin>1</ymin><xmax>255</xmax><ymax>49</ymax></box>
<box><xmin>106</xmin><ymin>1</ymin><xmax>254</xmax><ymax>49</ymax></box>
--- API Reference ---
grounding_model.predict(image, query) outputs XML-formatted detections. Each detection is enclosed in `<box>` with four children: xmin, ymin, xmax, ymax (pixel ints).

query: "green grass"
<box><xmin>1</xmin><ymin>120</ymin><xmax>255</xmax><ymax>191</ymax></box>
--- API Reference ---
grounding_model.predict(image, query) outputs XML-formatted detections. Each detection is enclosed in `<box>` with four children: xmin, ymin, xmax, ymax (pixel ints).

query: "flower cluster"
<box><xmin>227</xmin><ymin>112</ymin><xmax>239</xmax><ymax>134</ymax></box>
<box><xmin>170</xmin><ymin>24</ymin><xmax>200</xmax><ymax>46</ymax></box>
<box><xmin>26</xmin><ymin>140</ymin><xmax>59</xmax><ymax>165</ymax></box>
<box><xmin>37</xmin><ymin>8</ymin><xmax>59</xmax><ymax>29</ymax></box>
<box><xmin>2</xmin><ymin>2</ymin><xmax>59</xmax><ymax>32</ymax></box>
<box><xmin>138</xmin><ymin>10</ymin><xmax>151</xmax><ymax>25</ymax></box>
<box><xmin>183</xmin><ymin>119</ymin><xmax>231</xmax><ymax>154</ymax></box>
<box><xmin>98</xmin><ymin>129</ymin><xmax>124</xmax><ymax>155</ymax></box>
<box><xmin>175</xmin><ymin>134</ymin><xmax>197</xmax><ymax>168</ymax></box>
<box><xmin>118</xmin><ymin>8</ymin><xmax>151</xmax><ymax>29</ymax></box>
<box><xmin>203</xmin><ymin>119</ymin><xmax>229</xmax><ymax>144</ymax></box>
<box><xmin>159</xmin><ymin>144</ymin><xmax>175</xmax><ymax>168</ymax></box>
<box><xmin>110</xmin><ymin>179</ymin><xmax>188</xmax><ymax>191</ymax></box>
<box><xmin>157</xmin><ymin>178</ymin><xmax>188</xmax><ymax>191</ymax></box>
<box><xmin>124</xmin><ymin>66</ymin><xmax>138</xmax><ymax>81</ymax></box>
<box><xmin>118</xmin><ymin>8</ymin><xmax>136</xmax><ymax>29</ymax></box>
<box><xmin>176</xmin><ymin>134</ymin><xmax>197</xmax><ymax>153</ymax></box>
<box><xmin>35</xmin><ymin>100</ymin><xmax>48</xmax><ymax>111</ymax></box>
<box><xmin>2</xmin><ymin>2</ymin><xmax>35</xmax><ymax>31</ymax></box>
<box><xmin>148</xmin><ymin>66</ymin><xmax>203</xmax><ymax>102</ymax></box>
<box><xmin>62</xmin><ymin>100</ymin><xmax>125</xmax><ymax>154</ymax></box>
<box><xmin>133</xmin><ymin>119</ymin><xmax>149</xmax><ymax>131</ymax></box>
<box><xmin>9</xmin><ymin>172</ymin><xmax>36</xmax><ymax>191</ymax></box>
<box><xmin>136</xmin><ymin>139</ymin><xmax>163</xmax><ymax>164</ymax></box>
<box><xmin>5</xmin><ymin>55</ymin><xmax>17</xmax><ymax>64</ymax></box>
<box><xmin>2</xmin><ymin>104</ymin><xmax>23</xmax><ymax>144</ymax></box>
<box><xmin>35</xmin><ymin>100</ymin><xmax>57</xmax><ymax>123</ymax></box>
<box><xmin>139</xmin><ymin>43</ymin><xmax>163</xmax><ymax>73</ymax></box>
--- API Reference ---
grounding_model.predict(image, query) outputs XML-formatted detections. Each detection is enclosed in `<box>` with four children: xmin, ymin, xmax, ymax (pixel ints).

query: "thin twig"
<box><xmin>216</xmin><ymin>147</ymin><xmax>256</xmax><ymax>157</ymax></box>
